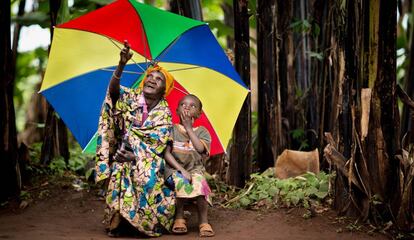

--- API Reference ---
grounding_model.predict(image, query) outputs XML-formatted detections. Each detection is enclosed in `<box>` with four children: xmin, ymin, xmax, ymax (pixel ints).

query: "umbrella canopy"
<box><xmin>40</xmin><ymin>0</ymin><xmax>249</xmax><ymax>156</ymax></box>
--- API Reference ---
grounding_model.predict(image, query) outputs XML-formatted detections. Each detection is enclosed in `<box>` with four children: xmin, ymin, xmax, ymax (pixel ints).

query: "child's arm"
<box><xmin>164</xmin><ymin>145</ymin><xmax>192</xmax><ymax>182</ymax></box>
<box><xmin>181</xmin><ymin>111</ymin><xmax>206</xmax><ymax>154</ymax></box>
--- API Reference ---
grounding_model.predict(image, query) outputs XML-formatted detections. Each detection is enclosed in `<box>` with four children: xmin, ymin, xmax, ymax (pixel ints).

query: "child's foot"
<box><xmin>199</xmin><ymin>223</ymin><xmax>215</xmax><ymax>237</ymax></box>
<box><xmin>172</xmin><ymin>219</ymin><xmax>187</xmax><ymax>234</ymax></box>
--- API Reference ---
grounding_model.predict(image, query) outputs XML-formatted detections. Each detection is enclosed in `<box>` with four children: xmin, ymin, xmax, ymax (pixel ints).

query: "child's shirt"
<box><xmin>165</xmin><ymin>124</ymin><xmax>211</xmax><ymax>176</ymax></box>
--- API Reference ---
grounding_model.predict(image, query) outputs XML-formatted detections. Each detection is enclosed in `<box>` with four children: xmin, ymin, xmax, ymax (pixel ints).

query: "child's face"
<box><xmin>177</xmin><ymin>96</ymin><xmax>201</xmax><ymax>119</ymax></box>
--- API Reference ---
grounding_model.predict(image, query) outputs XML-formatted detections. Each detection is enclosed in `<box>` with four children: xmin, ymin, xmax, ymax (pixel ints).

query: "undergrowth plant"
<box><xmin>224</xmin><ymin>168</ymin><xmax>331</xmax><ymax>214</ymax></box>
<box><xmin>27</xmin><ymin>142</ymin><xmax>94</xmax><ymax>178</ymax></box>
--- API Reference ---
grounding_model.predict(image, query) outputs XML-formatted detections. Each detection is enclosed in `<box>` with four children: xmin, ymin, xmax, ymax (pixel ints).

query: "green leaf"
<box><xmin>312</xmin><ymin>23</ymin><xmax>320</xmax><ymax>37</ymax></box>
<box><xmin>290</xmin><ymin>195</ymin><xmax>300</xmax><ymax>206</ymax></box>
<box><xmin>305</xmin><ymin>186</ymin><xmax>318</xmax><ymax>196</ymax></box>
<box><xmin>89</xmin><ymin>0</ymin><xmax>114</xmax><ymax>5</ymax></box>
<box><xmin>85</xmin><ymin>168</ymin><xmax>94</xmax><ymax>180</ymax></box>
<box><xmin>258</xmin><ymin>193</ymin><xmax>269</xmax><ymax>200</ymax></box>
<box><xmin>206</xmin><ymin>19</ymin><xmax>234</xmax><ymax>38</ymax></box>
<box><xmin>249</xmin><ymin>193</ymin><xmax>258</xmax><ymax>201</ymax></box>
<box><xmin>20</xmin><ymin>190</ymin><xmax>31</xmax><ymax>200</ymax></box>
<box><xmin>268</xmin><ymin>186</ymin><xmax>279</xmax><ymax>197</ymax></box>
<box><xmin>13</xmin><ymin>12</ymin><xmax>49</xmax><ymax>27</ymax></box>
<box><xmin>239</xmin><ymin>197</ymin><xmax>251</xmax><ymax>207</ymax></box>
<box><xmin>57</xmin><ymin>0</ymin><xmax>71</xmax><ymax>25</ymax></box>
<box><xmin>290</xmin><ymin>128</ymin><xmax>305</xmax><ymax>140</ymax></box>
<box><xmin>303</xmin><ymin>199</ymin><xmax>310</xmax><ymax>209</ymax></box>
<box><xmin>314</xmin><ymin>191</ymin><xmax>328</xmax><ymax>199</ymax></box>
<box><xmin>307</xmin><ymin>51</ymin><xmax>324</xmax><ymax>61</ymax></box>
<box><xmin>318</xmin><ymin>181</ymin><xmax>329</xmax><ymax>193</ymax></box>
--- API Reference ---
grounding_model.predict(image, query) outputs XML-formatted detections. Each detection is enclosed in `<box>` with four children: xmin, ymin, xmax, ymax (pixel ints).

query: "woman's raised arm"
<box><xmin>109</xmin><ymin>40</ymin><xmax>133</xmax><ymax>105</ymax></box>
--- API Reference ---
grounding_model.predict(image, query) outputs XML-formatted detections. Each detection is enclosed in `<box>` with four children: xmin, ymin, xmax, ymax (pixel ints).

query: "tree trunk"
<box><xmin>41</xmin><ymin>0</ymin><xmax>69</xmax><ymax>165</ymax></box>
<box><xmin>227</xmin><ymin>0</ymin><xmax>251</xmax><ymax>187</ymax></box>
<box><xmin>376</xmin><ymin>0</ymin><xmax>399</xmax><ymax>218</ymax></box>
<box><xmin>11</xmin><ymin>0</ymin><xmax>26</xmax><ymax>83</ymax></box>
<box><xmin>277</xmin><ymin>0</ymin><xmax>294</xmax><ymax>150</ymax></box>
<box><xmin>0</xmin><ymin>0</ymin><xmax>19</xmax><ymax>201</ymax></box>
<box><xmin>326</xmin><ymin>0</ymin><xmax>399</xmax><ymax>224</ymax></box>
<box><xmin>312</xmin><ymin>0</ymin><xmax>346</xmax><ymax>169</ymax></box>
<box><xmin>221</xmin><ymin>2</ymin><xmax>235</xmax><ymax>50</ymax></box>
<box><xmin>257</xmin><ymin>0</ymin><xmax>284</xmax><ymax>171</ymax></box>
<box><xmin>169</xmin><ymin>0</ymin><xmax>203</xmax><ymax>20</ymax></box>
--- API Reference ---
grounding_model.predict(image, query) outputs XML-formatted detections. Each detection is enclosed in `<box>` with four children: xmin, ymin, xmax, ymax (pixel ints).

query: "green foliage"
<box><xmin>26</xmin><ymin>142</ymin><xmax>94</xmax><ymax>178</ymax></box>
<box><xmin>49</xmin><ymin>156</ymin><xmax>67</xmax><ymax>176</ymax></box>
<box><xmin>13</xmin><ymin>12</ymin><xmax>50</xmax><ymax>28</ymax></box>
<box><xmin>290</xmin><ymin>128</ymin><xmax>309</xmax><ymax>150</ymax></box>
<box><xmin>89</xmin><ymin>0</ymin><xmax>114</xmax><ymax>5</ymax></box>
<box><xmin>28</xmin><ymin>143</ymin><xmax>43</xmax><ymax>164</ymax></box>
<box><xmin>57</xmin><ymin>0</ymin><xmax>71</xmax><ymax>24</ymax></box>
<box><xmin>19</xmin><ymin>190</ymin><xmax>31</xmax><ymax>201</ymax></box>
<box><xmin>251</xmin><ymin>111</ymin><xmax>258</xmax><ymax>163</ymax></box>
<box><xmin>68</xmin><ymin>144</ymin><xmax>94</xmax><ymax>174</ymax></box>
<box><xmin>206</xmin><ymin>19</ymin><xmax>234</xmax><ymax>38</ymax></box>
<box><xmin>289</xmin><ymin>17</ymin><xmax>320</xmax><ymax>39</ymax></box>
<box><xmin>248</xmin><ymin>0</ymin><xmax>257</xmax><ymax>29</ymax></box>
<box><xmin>227</xmin><ymin>169</ymin><xmax>331</xmax><ymax>210</ymax></box>
<box><xmin>290</xmin><ymin>18</ymin><xmax>312</xmax><ymax>33</ymax></box>
<box><xmin>201</xmin><ymin>0</ymin><xmax>228</xmax><ymax>47</ymax></box>
<box><xmin>14</xmin><ymin>47</ymin><xmax>48</xmax><ymax>132</ymax></box>
<box><xmin>306</xmin><ymin>51</ymin><xmax>323</xmax><ymax>61</ymax></box>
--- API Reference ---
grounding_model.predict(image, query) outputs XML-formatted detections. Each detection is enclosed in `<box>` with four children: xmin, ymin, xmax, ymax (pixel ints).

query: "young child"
<box><xmin>164</xmin><ymin>94</ymin><xmax>215</xmax><ymax>237</ymax></box>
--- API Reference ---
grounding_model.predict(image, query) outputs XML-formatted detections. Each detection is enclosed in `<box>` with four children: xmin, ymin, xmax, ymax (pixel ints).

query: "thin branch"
<box><xmin>397</xmin><ymin>84</ymin><xmax>414</xmax><ymax>110</ymax></box>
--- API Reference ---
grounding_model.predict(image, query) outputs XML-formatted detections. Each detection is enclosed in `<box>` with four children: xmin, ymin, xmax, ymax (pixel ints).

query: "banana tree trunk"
<box><xmin>169</xmin><ymin>0</ymin><xmax>203</xmax><ymax>21</ymax></box>
<box><xmin>41</xmin><ymin>0</ymin><xmax>69</xmax><ymax>165</ymax></box>
<box><xmin>228</xmin><ymin>0</ymin><xmax>251</xmax><ymax>187</ymax></box>
<box><xmin>257</xmin><ymin>0</ymin><xmax>285</xmax><ymax>171</ymax></box>
<box><xmin>325</xmin><ymin>0</ymin><xmax>400</xmax><ymax>224</ymax></box>
<box><xmin>0</xmin><ymin>0</ymin><xmax>19</xmax><ymax>201</ymax></box>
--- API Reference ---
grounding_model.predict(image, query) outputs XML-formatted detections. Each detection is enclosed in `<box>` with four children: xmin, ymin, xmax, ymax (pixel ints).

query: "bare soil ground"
<box><xmin>0</xmin><ymin>181</ymin><xmax>390</xmax><ymax>240</ymax></box>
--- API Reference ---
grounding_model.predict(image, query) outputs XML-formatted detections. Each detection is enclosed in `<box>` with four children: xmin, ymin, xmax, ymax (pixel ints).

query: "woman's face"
<box><xmin>177</xmin><ymin>96</ymin><xmax>201</xmax><ymax>119</ymax></box>
<box><xmin>143</xmin><ymin>71</ymin><xmax>166</xmax><ymax>98</ymax></box>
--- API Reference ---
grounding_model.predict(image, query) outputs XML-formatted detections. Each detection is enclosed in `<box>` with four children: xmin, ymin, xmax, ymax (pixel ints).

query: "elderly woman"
<box><xmin>95</xmin><ymin>41</ymin><xmax>175</xmax><ymax>237</ymax></box>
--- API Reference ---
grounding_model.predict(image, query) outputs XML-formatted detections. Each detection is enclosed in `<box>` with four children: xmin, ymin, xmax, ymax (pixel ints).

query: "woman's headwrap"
<box><xmin>139</xmin><ymin>65</ymin><xmax>174</xmax><ymax>97</ymax></box>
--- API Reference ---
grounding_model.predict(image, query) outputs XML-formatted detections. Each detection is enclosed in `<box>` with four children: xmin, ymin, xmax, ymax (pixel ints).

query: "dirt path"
<box><xmin>0</xmin><ymin>187</ymin><xmax>388</xmax><ymax>240</ymax></box>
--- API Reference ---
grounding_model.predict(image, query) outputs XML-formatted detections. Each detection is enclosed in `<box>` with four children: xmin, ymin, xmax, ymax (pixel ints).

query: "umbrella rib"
<box><xmin>101</xmin><ymin>68</ymin><xmax>144</xmax><ymax>75</ymax></box>
<box><xmin>168</xmin><ymin>66</ymin><xmax>202</xmax><ymax>72</ymax></box>
<box><xmin>173</xmin><ymin>86</ymin><xmax>189</xmax><ymax>95</ymax></box>
<box><xmin>107</xmin><ymin>37</ymin><xmax>147</xmax><ymax>73</ymax></box>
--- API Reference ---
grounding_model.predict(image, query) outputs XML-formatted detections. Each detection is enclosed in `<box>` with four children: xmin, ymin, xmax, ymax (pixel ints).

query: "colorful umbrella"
<box><xmin>40</xmin><ymin>0</ymin><xmax>249</xmax><ymax>156</ymax></box>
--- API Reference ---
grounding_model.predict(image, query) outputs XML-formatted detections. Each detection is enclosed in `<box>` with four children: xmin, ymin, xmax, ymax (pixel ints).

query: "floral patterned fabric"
<box><xmin>168</xmin><ymin>124</ymin><xmax>213</xmax><ymax>205</ymax></box>
<box><xmin>95</xmin><ymin>86</ymin><xmax>175</xmax><ymax>237</ymax></box>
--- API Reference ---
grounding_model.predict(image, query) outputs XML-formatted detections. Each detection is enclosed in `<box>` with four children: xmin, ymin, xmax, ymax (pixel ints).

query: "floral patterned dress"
<box><xmin>167</xmin><ymin>124</ymin><xmax>213</xmax><ymax>205</ymax></box>
<box><xmin>95</xmin><ymin>86</ymin><xmax>175</xmax><ymax>237</ymax></box>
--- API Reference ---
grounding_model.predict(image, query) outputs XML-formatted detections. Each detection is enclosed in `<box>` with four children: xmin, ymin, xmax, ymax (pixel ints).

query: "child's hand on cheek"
<box><xmin>180</xmin><ymin>111</ymin><xmax>194</xmax><ymax>130</ymax></box>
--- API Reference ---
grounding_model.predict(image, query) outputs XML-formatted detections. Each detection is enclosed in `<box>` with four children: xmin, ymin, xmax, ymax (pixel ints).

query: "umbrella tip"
<box><xmin>148</xmin><ymin>60</ymin><xmax>158</xmax><ymax>68</ymax></box>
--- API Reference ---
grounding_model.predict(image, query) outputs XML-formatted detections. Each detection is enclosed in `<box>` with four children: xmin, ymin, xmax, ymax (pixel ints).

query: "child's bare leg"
<box><xmin>175</xmin><ymin>198</ymin><xmax>185</xmax><ymax>219</ymax></box>
<box><xmin>197</xmin><ymin>196</ymin><xmax>214</xmax><ymax>237</ymax></box>
<box><xmin>196</xmin><ymin>196</ymin><xmax>208</xmax><ymax>224</ymax></box>
<box><xmin>172</xmin><ymin>198</ymin><xmax>187</xmax><ymax>234</ymax></box>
